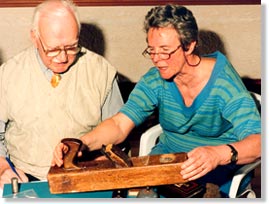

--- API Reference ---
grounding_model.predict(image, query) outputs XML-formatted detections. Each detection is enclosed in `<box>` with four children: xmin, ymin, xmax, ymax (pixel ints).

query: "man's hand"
<box><xmin>52</xmin><ymin>139</ymin><xmax>86</xmax><ymax>167</ymax></box>
<box><xmin>0</xmin><ymin>158</ymin><xmax>28</xmax><ymax>189</ymax></box>
<box><xmin>51</xmin><ymin>142</ymin><xmax>69</xmax><ymax>167</ymax></box>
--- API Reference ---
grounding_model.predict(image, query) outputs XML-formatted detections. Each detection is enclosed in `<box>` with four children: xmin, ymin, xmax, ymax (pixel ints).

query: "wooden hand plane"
<box><xmin>47</xmin><ymin>138</ymin><xmax>188</xmax><ymax>194</ymax></box>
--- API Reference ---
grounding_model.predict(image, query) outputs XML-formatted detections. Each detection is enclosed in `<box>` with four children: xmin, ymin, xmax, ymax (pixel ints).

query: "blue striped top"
<box><xmin>120</xmin><ymin>51</ymin><xmax>261</xmax><ymax>153</ymax></box>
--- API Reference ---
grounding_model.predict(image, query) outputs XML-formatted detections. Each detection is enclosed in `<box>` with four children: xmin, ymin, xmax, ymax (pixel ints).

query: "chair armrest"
<box><xmin>228</xmin><ymin>159</ymin><xmax>261</xmax><ymax>198</ymax></box>
<box><xmin>139</xmin><ymin>124</ymin><xmax>162</xmax><ymax>156</ymax></box>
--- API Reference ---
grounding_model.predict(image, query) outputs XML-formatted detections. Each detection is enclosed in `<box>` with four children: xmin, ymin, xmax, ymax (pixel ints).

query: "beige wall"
<box><xmin>0</xmin><ymin>5</ymin><xmax>260</xmax><ymax>82</ymax></box>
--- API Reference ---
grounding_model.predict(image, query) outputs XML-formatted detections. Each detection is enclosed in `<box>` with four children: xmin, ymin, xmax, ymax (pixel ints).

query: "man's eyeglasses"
<box><xmin>37</xmin><ymin>34</ymin><xmax>81</xmax><ymax>57</ymax></box>
<box><xmin>142</xmin><ymin>45</ymin><xmax>182</xmax><ymax>60</ymax></box>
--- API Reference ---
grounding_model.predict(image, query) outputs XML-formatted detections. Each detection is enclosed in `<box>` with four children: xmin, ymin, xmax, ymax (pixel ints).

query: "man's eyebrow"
<box><xmin>47</xmin><ymin>42</ymin><xmax>79</xmax><ymax>50</ymax></box>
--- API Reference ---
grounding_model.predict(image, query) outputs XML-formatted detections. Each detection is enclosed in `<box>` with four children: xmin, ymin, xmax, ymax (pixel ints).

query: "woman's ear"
<box><xmin>30</xmin><ymin>30</ymin><xmax>38</xmax><ymax>48</ymax></box>
<box><xmin>184</xmin><ymin>41</ymin><xmax>197</xmax><ymax>54</ymax></box>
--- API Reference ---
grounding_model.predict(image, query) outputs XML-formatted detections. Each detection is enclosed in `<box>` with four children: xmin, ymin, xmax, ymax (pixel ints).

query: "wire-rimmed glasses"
<box><xmin>142</xmin><ymin>45</ymin><xmax>182</xmax><ymax>60</ymax></box>
<box><xmin>37</xmin><ymin>34</ymin><xmax>81</xmax><ymax>57</ymax></box>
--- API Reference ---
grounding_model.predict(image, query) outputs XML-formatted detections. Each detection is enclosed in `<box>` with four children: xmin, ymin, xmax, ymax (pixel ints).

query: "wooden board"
<box><xmin>47</xmin><ymin>152</ymin><xmax>188</xmax><ymax>194</ymax></box>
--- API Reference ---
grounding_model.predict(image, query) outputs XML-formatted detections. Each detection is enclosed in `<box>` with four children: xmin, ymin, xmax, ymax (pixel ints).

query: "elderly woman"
<box><xmin>53</xmin><ymin>4</ymin><xmax>261</xmax><ymax>197</ymax></box>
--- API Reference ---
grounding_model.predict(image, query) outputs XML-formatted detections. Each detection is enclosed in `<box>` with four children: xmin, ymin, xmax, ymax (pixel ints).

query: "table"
<box><xmin>3</xmin><ymin>180</ymin><xmax>205</xmax><ymax>199</ymax></box>
<box><xmin>2</xmin><ymin>181</ymin><xmax>114</xmax><ymax>198</ymax></box>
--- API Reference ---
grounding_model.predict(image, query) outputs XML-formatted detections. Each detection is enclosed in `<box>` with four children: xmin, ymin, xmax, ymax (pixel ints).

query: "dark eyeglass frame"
<box><xmin>142</xmin><ymin>45</ymin><xmax>182</xmax><ymax>60</ymax></box>
<box><xmin>37</xmin><ymin>34</ymin><xmax>81</xmax><ymax>57</ymax></box>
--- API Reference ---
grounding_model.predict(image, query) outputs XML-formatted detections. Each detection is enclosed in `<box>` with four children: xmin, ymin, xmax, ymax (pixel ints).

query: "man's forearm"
<box><xmin>0</xmin><ymin>141</ymin><xmax>7</xmax><ymax>157</ymax></box>
<box><xmin>0</xmin><ymin>121</ymin><xmax>7</xmax><ymax>157</ymax></box>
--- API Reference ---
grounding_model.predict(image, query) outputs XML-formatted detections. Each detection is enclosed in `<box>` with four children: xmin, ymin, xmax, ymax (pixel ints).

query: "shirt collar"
<box><xmin>35</xmin><ymin>48</ymin><xmax>54</xmax><ymax>81</ymax></box>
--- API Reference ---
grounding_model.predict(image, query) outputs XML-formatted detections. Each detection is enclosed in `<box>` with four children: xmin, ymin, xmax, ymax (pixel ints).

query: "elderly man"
<box><xmin>0</xmin><ymin>0</ymin><xmax>123</xmax><ymax>188</ymax></box>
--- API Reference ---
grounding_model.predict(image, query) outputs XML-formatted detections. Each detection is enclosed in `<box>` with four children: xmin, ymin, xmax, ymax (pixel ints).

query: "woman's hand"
<box><xmin>180</xmin><ymin>145</ymin><xmax>227</xmax><ymax>181</ymax></box>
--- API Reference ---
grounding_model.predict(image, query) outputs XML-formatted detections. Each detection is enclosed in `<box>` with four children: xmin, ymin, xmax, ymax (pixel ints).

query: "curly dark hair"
<box><xmin>144</xmin><ymin>4</ymin><xmax>198</xmax><ymax>52</ymax></box>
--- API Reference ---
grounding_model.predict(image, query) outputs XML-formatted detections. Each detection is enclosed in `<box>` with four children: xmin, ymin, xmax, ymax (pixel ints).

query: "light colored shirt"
<box><xmin>36</xmin><ymin>48</ymin><xmax>123</xmax><ymax>121</ymax></box>
<box><xmin>0</xmin><ymin>78</ymin><xmax>122</xmax><ymax>157</ymax></box>
<box><xmin>0</xmin><ymin>46</ymin><xmax>123</xmax><ymax>179</ymax></box>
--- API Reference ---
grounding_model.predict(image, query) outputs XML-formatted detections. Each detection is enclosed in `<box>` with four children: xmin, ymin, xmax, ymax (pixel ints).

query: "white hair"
<box><xmin>31</xmin><ymin>0</ymin><xmax>81</xmax><ymax>34</ymax></box>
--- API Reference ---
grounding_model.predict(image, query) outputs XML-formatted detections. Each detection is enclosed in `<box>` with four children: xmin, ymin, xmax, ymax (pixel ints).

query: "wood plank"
<box><xmin>47</xmin><ymin>152</ymin><xmax>188</xmax><ymax>194</ymax></box>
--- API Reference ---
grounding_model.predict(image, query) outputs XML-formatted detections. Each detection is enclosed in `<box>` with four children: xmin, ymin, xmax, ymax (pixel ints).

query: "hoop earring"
<box><xmin>184</xmin><ymin>54</ymin><xmax>201</xmax><ymax>67</ymax></box>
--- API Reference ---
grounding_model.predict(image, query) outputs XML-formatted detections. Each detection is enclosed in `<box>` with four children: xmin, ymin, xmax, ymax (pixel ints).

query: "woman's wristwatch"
<box><xmin>226</xmin><ymin>144</ymin><xmax>238</xmax><ymax>164</ymax></box>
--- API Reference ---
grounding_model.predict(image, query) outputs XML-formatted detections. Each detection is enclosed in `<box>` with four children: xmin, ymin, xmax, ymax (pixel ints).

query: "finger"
<box><xmin>52</xmin><ymin>143</ymin><xmax>65</xmax><ymax>167</ymax></box>
<box><xmin>52</xmin><ymin>151</ymin><xmax>59</xmax><ymax>166</ymax></box>
<box><xmin>16</xmin><ymin>169</ymin><xmax>29</xmax><ymax>183</ymax></box>
<box><xmin>182</xmin><ymin>164</ymin><xmax>207</xmax><ymax>180</ymax></box>
<box><xmin>62</xmin><ymin>144</ymin><xmax>69</xmax><ymax>154</ymax></box>
<box><xmin>54</xmin><ymin>153</ymin><xmax>63</xmax><ymax>167</ymax></box>
<box><xmin>181</xmin><ymin>157</ymin><xmax>203</xmax><ymax>173</ymax></box>
<box><xmin>77</xmin><ymin>151</ymin><xmax>82</xmax><ymax>157</ymax></box>
<box><xmin>181</xmin><ymin>152</ymin><xmax>201</xmax><ymax>170</ymax></box>
<box><xmin>181</xmin><ymin>157</ymin><xmax>194</xmax><ymax>169</ymax></box>
<box><xmin>188</xmin><ymin>166</ymin><xmax>208</xmax><ymax>181</ymax></box>
<box><xmin>57</xmin><ymin>143</ymin><xmax>65</xmax><ymax>158</ymax></box>
<box><xmin>0</xmin><ymin>169</ymin><xmax>20</xmax><ymax>185</ymax></box>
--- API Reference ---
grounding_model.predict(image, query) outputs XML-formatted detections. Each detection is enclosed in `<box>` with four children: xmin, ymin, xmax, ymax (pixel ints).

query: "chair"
<box><xmin>139</xmin><ymin>92</ymin><xmax>261</xmax><ymax>198</ymax></box>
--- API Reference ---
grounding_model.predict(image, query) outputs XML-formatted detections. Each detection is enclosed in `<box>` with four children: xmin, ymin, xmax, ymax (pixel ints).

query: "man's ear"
<box><xmin>30</xmin><ymin>30</ymin><xmax>38</xmax><ymax>48</ymax></box>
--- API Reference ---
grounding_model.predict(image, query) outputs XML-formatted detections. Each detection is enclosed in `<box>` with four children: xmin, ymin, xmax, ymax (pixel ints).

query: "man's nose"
<box><xmin>56</xmin><ymin>50</ymin><xmax>68</xmax><ymax>62</ymax></box>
